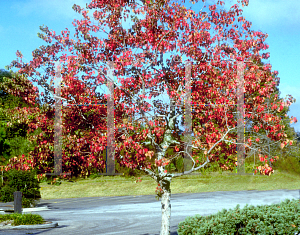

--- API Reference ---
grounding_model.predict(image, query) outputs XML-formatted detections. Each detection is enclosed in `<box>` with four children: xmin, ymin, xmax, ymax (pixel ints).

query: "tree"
<box><xmin>216</xmin><ymin>57</ymin><xmax>298</xmax><ymax>173</ymax></box>
<box><xmin>0</xmin><ymin>69</ymin><xmax>13</xmax><ymax>165</ymax></box>
<box><xmin>6</xmin><ymin>0</ymin><xmax>297</xmax><ymax>234</ymax></box>
<box><xmin>242</xmin><ymin>57</ymin><xmax>298</xmax><ymax>167</ymax></box>
<box><xmin>270</xmin><ymin>121</ymin><xmax>300</xmax><ymax>161</ymax></box>
<box><xmin>1</xmin><ymin>65</ymin><xmax>129</xmax><ymax>178</ymax></box>
<box><xmin>0</xmin><ymin>69</ymin><xmax>43</xmax><ymax>168</ymax></box>
<box><xmin>188</xmin><ymin>54</ymin><xmax>297</xmax><ymax>175</ymax></box>
<box><xmin>245</xmin><ymin>101</ymin><xmax>299</xmax><ymax>171</ymax></box>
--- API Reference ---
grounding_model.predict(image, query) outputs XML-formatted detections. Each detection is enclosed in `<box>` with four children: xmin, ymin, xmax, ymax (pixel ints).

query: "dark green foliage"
<box><xmin>271</xmin><ymin>155</ymin><xmax>300</xmax><ymax>176</ymax></box>
<box><xmin>114</xmin><ymin>160</ymin><xmax>145</xmax><ymax>178</ymax></box>
<box><xmin>0</xmin><ymin>124</ymin><xmax>11</xmax><ymax>166</ymax></box>
<box><xmin>0</xmin><ymin>169</ymin><xmax>41</xmax><ymax>208</ymax></box>
<box><xmin>164</xmin><ymin>145</ymin><xmax>185</xmax><ymax>173</ymax></box>
<box><xmin>0</xmin><ymin>69</ymin><xmax>14</xmax><ymax>166</ymax></box>
<box><xmin>0</xmin><ymin>212</ymin><xmax>45</xmax><ymax>226</ymax></box>
<box><xmin>270</xmin><ymin>126</ymin><xmax>300</xmax><ymax>169</ymax></box>
<box><xmin>12</xmin><ymin>212</ymin><xmax>45</xmax><ymax>226</ymax></box>
<box><xmin>166</xmin><ymin>157</ymin><xmax>184</xmax><ymax>173</ymax></box>
<box><xmin>0</xmin><ymin>69</ymin><xmax>41</xmax><ymax>167</ymax></box>
<box><xmin>177</xmin><ymin>198</ymin><xmax>300</xmax><ymax>235</ymax></box>
<box><xmin>0</xmin><ymin>185</ymin><xmax>15</xmax><ymax>202</ymax></box>
<box><xmin>44</xmin><ymin>175</ymin><xmax>62</xmax><ymax>185</ymax></box>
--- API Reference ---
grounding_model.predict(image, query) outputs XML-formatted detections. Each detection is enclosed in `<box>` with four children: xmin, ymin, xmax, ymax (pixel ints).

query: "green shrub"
<box><xmin>0</xmin><ymin>169</ymin><xmax>41</xmax><ymax>207</ymax></box>
<box><xmin>44</xmin><ymin>176</ymin><xmax>62</xmax><ymax>186</ymax></box>
<box><xmin>22</xmin><ymin>197</ymin><xmax>39</xmax><ymax>208</ymax></box>
<box><xmin>0</xmin><ymin>185</ymin><xmax>15</xmax><ymax>202</ymax></box>
<box><xmin>177</xmin><ymin>198</ymin><xmax>300</xmax><ymax>235</ymax></box>
<box><xmin>271</xmin><ymin>155</ymin><xmax>300</xmax><ymax>176</ymax></box>
<box><xmin>0</xmin><ymin>212</ymin><xmax>45</xmax><ymax>226</ymax></box>
<box><xmin>174</xmin><ymin>157</ymin><xmax>185</xmax><ymax>172</ymax></box>
<box><xmin>115</xmin><ymin>162</ymin><xmax>145</xmax><ymax>179</ymax></box>
<box><xmin>0</xmin><ymin>185</ymin><xmax>38</xmax><ymax>208</ymax></box>
<box><xmin>164</xmin><ymin>156</ymin><xmax>193</xmax><ymax>174</ymax></box>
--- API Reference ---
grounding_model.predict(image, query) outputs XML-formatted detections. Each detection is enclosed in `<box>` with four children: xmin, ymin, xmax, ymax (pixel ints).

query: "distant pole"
<box><xmin>46</xmin><ymin>61</ymin><xmax>71</xmax><ymax>177</ymax></box>
<box><xmin>237</xmin><ymin>61</ymin><xmax>245</xmax><ymax>175</ymax></box>
<box><xmin>183</xmin><ymin>61</ymin><xmax>193</xmax><ymax>173</ymax></box>
<box><xmin>53</xmin><ymin>62</ymin><xmax>62</xmax><ymax>176</ymax></box>
<box><xmin>98</xmin><ymin>61</ymin><xmax>123</xmax><ymax>176</ymax></box>
<box><xmin>14</xmin><ymin>191</ymin><xmax>22</xmax><ymax>214</ymax></box>
<box><xmin>106</xmin><ymin>61</ymin><xmax>116</xmax><ymax>175</ymax></box>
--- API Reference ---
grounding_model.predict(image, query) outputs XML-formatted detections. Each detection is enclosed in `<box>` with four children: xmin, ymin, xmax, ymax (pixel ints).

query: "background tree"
<box><xmin>0</xmin><ymin>69</ymin><xmax>13</xmax><ymax>166</ymax></box>
<box><xmin>188</xmin><ymin>53</ymin><xmax>297</xmax><ymax>175</ymax></box>
<box><xmin>239</xmin><ymin>58</ymin><xmax>299</xmax><ymax>171</ymax></box>
<box><xmin>0</xmin><ymin>69</ymin><xmax>42</xmax><ymax>168</ymax></box>
<box><xmin>3</xmin><ymin>57</ymin><xmax>130</xmax><ymax>179</ymax></box>
<box><xmin>206</xmin><ymin>56</ymin><xmax>299</xmax><ymax>173</ymax></box>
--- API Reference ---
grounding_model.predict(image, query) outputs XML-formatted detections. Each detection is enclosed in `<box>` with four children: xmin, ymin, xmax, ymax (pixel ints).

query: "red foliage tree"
<box><xmin>2</xmin><ymin>59</ymin><xmax>129</xmax><ymax>180</ymax></box>
<box><xmin>6</xmin><ymin>0</ymin><xmax>297</xmax><ymax>234</ymax></box>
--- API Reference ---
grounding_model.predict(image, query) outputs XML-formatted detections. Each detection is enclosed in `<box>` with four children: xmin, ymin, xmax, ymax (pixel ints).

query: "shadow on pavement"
<box><xmin>142</xmin><ymin>225</ymin><xmax>179</xmax><ymax>235</ymax></box>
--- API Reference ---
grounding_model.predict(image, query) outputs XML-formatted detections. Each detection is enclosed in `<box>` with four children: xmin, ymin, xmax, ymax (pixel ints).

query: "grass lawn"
<box><xmin>39</xmin><ymin>168</ymin><xmax>300</xmax><ymax>200</ymax></box>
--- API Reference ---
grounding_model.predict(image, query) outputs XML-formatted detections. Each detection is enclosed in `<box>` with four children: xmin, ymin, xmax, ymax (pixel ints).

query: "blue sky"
<box><xmin>0</xmin><ymin>0</ymin><xmax>299</xmax><ymax>134</ymax></box>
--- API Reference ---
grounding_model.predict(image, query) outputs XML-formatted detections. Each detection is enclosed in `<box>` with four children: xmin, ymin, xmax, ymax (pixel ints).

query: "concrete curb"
<box><xmin>0</xmin><ymin>221</ymin><xmax>58</xmax><ymax>230</ymax></box>
<box><xmin>0</xmin><ymin>206</ymin><xmax>50</xmax><ymax>214</ymax></box>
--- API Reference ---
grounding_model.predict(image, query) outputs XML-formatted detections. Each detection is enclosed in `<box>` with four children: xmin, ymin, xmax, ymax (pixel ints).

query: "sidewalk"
<box><xmin>0</xmin><ymin>201</ymin><xmax>13</xmax><ymax>212</ymax></box>
<box><xmin>0</xmin><ymin>200</ymin><xmax>50</xmax><ymax>213</ymax></box>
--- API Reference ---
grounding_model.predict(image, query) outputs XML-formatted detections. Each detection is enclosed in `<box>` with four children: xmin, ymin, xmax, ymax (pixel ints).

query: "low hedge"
<box><xmin>0</xmin><ymin>212</ymin><xmax>45</xmax><ymax>226</ymax></box>
<box><xmin>177</xmin><ymin>198</ymin><xmax>300</xmax><ymax>235</ymax></box>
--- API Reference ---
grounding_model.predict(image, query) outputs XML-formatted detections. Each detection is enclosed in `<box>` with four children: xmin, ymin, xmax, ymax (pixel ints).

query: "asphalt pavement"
<box><xmin>0</xmin><ymin>189</ymin><xmax>299</xmax><ymax>235</ymax></box>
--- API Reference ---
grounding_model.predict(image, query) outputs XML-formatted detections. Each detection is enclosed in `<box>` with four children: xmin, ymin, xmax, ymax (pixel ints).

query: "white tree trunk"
<box><xmin>160</xmin><ymin>188</ymin><xmax>171</xmax><ymax>235</ymax></box>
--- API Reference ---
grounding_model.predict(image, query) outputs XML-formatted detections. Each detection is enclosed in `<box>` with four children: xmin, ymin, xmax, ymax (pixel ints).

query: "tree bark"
<box><xmin>160</xmin><ymin>187</ymin><xmax>171</xmax><ymax>235</ymax></box>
